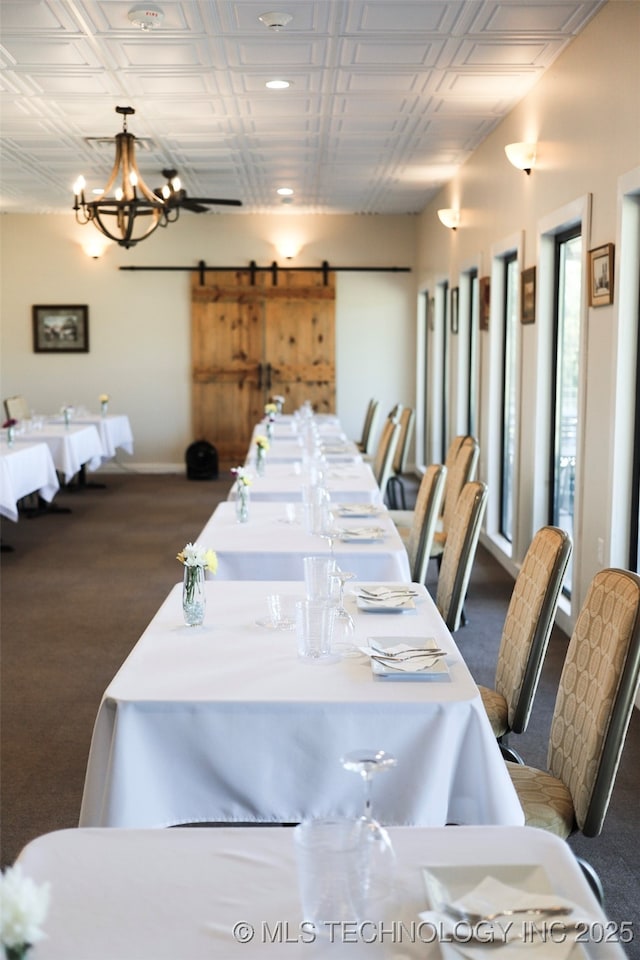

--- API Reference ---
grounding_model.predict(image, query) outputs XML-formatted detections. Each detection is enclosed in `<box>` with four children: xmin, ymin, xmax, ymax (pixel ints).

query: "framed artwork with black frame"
<box><xmin>450</xmin><ymin>286</ymin><xmax>459</xmax><ymax>334</ymax></box>
<box><xmin>588</xmin><ymin>243</ymin><xmax>614</xmax><ymax>307</ymax></box>
<box><xmin>32</xmin><ymin>305</ymin><xmax>89</xmax><ymax>353</ymax></box>
<box><xmin>521</xmin><ymin>267</ymin><xmax>536</xmax><ymax>324</ymax></box>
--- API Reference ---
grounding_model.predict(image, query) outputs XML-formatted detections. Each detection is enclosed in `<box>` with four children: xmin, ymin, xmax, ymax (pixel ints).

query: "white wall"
<box><xmin>414</xmin><ymin>0</ymin><xmax>640</xmax><ymax>621</ymax></box>
<box><xmin>0</xmin><ymin>213</ymin><xmax>417</xmax><ymax>467</ymax></box>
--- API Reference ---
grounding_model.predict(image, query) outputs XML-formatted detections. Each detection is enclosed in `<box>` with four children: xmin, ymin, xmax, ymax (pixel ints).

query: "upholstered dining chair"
<box><xmin>386</xmin><ymin>406</ymin><xmax>415</xmax><ymax>510</ymax></box>
<box><xmin>429</xmin><ymin>436</ymin><xmax>479</xmax><ymax>564</ymax></box>
<box><xmin>506</xmin><ymin>567</ymin><xmax>640</xmax><ymax>901</ymax></box>
<box><xmin>404</xmin><ymin>464</ymin><xmax>446</xmax><ymax>585</ymax></box>
<box><xmin>4</xmin><ymin>395</ymin><xmax>30</xmax><ymax>420</ymax></box>
<box><xmin>372</xmin><ymin>418</ymin><xmax>402</xmax><ymax>504</ymax></box>
<box><xmin>356</xmin><ymin>398</ymin><xmax>380</xmax><ymax>455</ymax></box>
<box><xmin>476</xmin><ymin>526</ymin><xmax>572</xmax><ymax>763</ymax></box>
<box><xmin>435</xmin><ymin>480</ymin><xmax>488</xmax><ymax>632</ymax></box>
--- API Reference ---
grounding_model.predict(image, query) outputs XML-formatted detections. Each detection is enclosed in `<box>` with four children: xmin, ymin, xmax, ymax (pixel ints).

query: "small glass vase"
<box><xmin>182</xmin><ymin>565</ymin><xmax>206</xmax><ymax>627</ymax></box>
<box><xmin>266</xmin><ymin>419</ymin><xmax>274</xmax><ymax>441</ymax></box>
<box><xmin>236</xmin><ymin>483</ymin><xmax>250</xmax><ymax>523</ymax></box>
<box><xmin>5</xmin><ymin>944</ymin><xmax>32</xmax><ymax>960</ymax></box>
<box><xmin>256</xmin><ymin>449</ymin><xmax>266</xmax><ymax>477</ymax></box>
<box><xmin>101</xmin><ymin>401</ymin><xmax>109</xmax><ymax>417</ymax></box>
<box><xmin>7</xmin><ymin>424</ymin><xmax>15</xmax><ymax>446</ymax></box>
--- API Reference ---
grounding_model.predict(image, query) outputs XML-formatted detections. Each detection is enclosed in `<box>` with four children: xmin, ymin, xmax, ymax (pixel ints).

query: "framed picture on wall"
<box><xmin>479</xmin><ymin>277</ymin><xmax>490</xmax><ymax>330</ymax></box>
<box><xmin>450</xmin><ymin>286</ymin><xmax>459</xmax><ymax>334</ymax></box>
<box><xmin>588</xmin><ymin>243</ymin><xmax>614</xmax><ymax>307</ymax></box>
<box><xmin>32</xmin><ymin>305</ymin><xmax>89</xmax><ymax>353</ymax></box>
<box><xmin>521</xmin><ymin>267</ymin><xmax>536</xmax><ymax>324</ymax></box>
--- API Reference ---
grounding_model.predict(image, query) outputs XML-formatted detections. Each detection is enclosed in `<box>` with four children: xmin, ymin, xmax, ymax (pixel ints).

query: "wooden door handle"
<box><xmin>265</xmin><ymin>363</ymin><xmax>272</xmax><ymax>391</ymax></box>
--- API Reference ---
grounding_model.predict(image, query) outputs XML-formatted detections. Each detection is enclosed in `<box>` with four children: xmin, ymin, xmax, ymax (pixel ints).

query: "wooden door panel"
<box><xmin>192</xmin><ymin>270</ymin><xmax>335</xmax><ymax>464</ymax></box>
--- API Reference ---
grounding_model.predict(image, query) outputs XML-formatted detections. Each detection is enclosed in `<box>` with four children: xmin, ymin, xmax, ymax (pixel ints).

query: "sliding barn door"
<box><xmin>191</xmin><ymin>269</ymin><xmax>335</xmax><ymax>465</ymax></box>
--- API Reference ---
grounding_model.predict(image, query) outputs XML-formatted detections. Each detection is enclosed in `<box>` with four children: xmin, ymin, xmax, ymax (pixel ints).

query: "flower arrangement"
<box><xmin>177</xmin><ymin>542</ymin><xmax>216</xmax><ymax>626</ymax></box>
<box><xmin>99</xmin><ymin>393</ymin><xmax>110</xmax><ymax>404</ymax></box>
<box><xmin>230</xmin><ymin>466</ymin><xmax>252</xmax><ymax>487</ymax></box>
<box><xmin>272</xmin><ymin>394</ymin><xmax>286</xmax><ymax>414</ymax></box>
<box><xmin>177</xmin><ymin>542</ymin><xmax>218</xmax><ymax>577</ymax></box>
<box><xmin>3</xmin><ymin>419</ymin><xmax>17</xmax><ymax>429</ymax></box>
<box><xmin>255</xmin><ymin>435</ymin><xmax>270</xmax><ymax>452</ymax></box>
<box><xmin>264</xmin><ymin>402</ymin><xmax>278</xmax><ymax>416</ymax></box>
<box><xmin>60</xmin><ymin>404</ymin><xmax>73</xmax><ymax>426</ymax></box>
<box><xmin>0</xmin><ymin>864</ymin><xmax>50</xmax><ymax>960</ymax></box>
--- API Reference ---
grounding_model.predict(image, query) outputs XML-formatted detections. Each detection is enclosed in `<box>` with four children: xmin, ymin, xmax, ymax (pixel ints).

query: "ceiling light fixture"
<box><xmin>437</xmin><ymin>208</ymin><xmax>460</xmax><ymax>230</ymax></box>
<box><xmin>266</xmin><ymin>79</ymin><xmax>291</xmax><ymax>89</ymax></box>
<box><xmin>128</xmin><ymin>4</ymin><xmax>164</xmax><ymax>30</ymax></box>
<box><xmin>504</xmin><ymin>142</ymin><xmax>537</xmax><ymax>175</ymax></box>
<box><xmin>73</xmin><ymin>106</ymin><xmax>178</xmax><ymax>249</ymax></box>
<box><xmin>258</xmin><ymin>11</ymin><xmax>293</xmax><ymax>30</ymax></box>
<box><xmin>277</xmin><ymin>187</ymin><xmax>294</xmax><ymax>196</ymax></box>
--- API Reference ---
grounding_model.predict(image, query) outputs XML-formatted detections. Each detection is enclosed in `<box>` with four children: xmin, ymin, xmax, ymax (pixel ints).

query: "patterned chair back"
<box><xmin>441</xmin><ymin>436</ymin><xmax>479</xmax><ymax>536</ymax></box>
<box><xmin>406</xmin><ymin>464</ymin><xmax>446</xmax><ymax>584</ymax></box>
<box><xmin>494</xmin><ymin>526</ymin><xmax>572</xmax><ymax>733</ymax></box>
<box><xmin>548</xmin><ymin>568</ymin><xmax>640</xmax><ymax>837</ymax></box>
<box><xmin>436</xmin><ymin>481</ymin><xmax>487</xmax><ymax>632</ymax></box>
<box><xmin>359</xmin><ymin>399</ymin><xmax>380</xmax><ymax>455</ymax></box>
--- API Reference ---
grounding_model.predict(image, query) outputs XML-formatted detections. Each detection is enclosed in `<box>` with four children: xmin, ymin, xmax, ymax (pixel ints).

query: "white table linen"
<box><xmin>80</xmin><ymin>579</ymin><xmax>523</xmax><ymax>829</ymax></box>
<box><xmin>227</xmin><ymin>460</ymin><xmax>382</xmax><ymax>504</ymax></box>
<box><xmin>249</xmin><ymin>424</ymin><xmax>362</xmax><ymax>465</ymax></box>
<box><xmin>196</xmin><ymin>501</ymin><xmax>411</xmax><ymax>581</ymax></box>
<box><xmin>50</xmin><ymin>414</ymin><xmax>134</xmax><ymax>460</ymax></box>
<box><xmin>16</xmin><ymin>825</ymin><xmax>621</xmax><ymax>959</ymax></box>
<box><xmin>0</xmin><ymin>442</ymin><xmax>59</xmax><ymax>521</ymax></box>
<box><xmin>11</xmin><ymin>424</ymin><xmax>103</xmax><ymax>483</ymax></box>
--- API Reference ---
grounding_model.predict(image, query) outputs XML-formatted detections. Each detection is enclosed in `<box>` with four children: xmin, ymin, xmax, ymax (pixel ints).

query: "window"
<box><xmin>500</xmin><ymin>254</ymin><xmax>518</xmax><ymax>541</ymax></box>
<box><xmin>468</xmin><ymin>271</ymin><xmax>479</xmax><ymax>438</ymax></box>
<box><xmin>549</xmin><ymin>227</ymin><xmax>582</xmax><ymax>594</ymax></box>
<box><xmin>439</xmin><ymin>280</ymin><xmax>449</xmax><ymax>462</ymax></box>
<box><xmin>630</xmin><ymin>281</ymin><xmax>640</xmax><ymax>572</ymax></box>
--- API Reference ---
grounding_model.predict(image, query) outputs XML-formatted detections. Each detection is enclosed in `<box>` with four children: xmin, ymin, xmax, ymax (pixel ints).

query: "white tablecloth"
<box><xmin>80</xmin><ymin>580</ymin><xmax>523</xmax><ymax>829</ymax></box>
<box><xmin>16</xmin><ymin>825</ymin><xmax>619</xmax><ymax>959</ymax></box>
<box><xmin>196</xmin><ymin>501</ymin><xmax>411</xmax><ymax>582</ymax></box>
<box><xmin>227</xmin><ymin>460</ymin><xmax>382</xmax><ymax>504</ymax></box>
<box><xmin>11</xmin><ymin>424</ymin><xmax>103</xmax><ymax>483</ymax></box>
<box><xmin>50</xmin><ymin>414</ymin><xmax>134</xmax><ymax>460</ymax></box>
<box><xmin>0</xmin><ymin>442</ymin><xmax>59</xmax><ymax>521</ymax></box>
<box><xmin>249</xmin><ymin>424</ymin><xmax>362</xmax><ymax>465</ymax></box>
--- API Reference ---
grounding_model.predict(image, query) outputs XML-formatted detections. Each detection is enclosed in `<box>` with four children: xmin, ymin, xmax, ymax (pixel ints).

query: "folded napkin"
<box><xmin>419</xmin><ymin>876</ymin><xmax>595</xmax><ymax>959</ymax></box>
<box><xmin>335</xmin><ymin>503</ymin><xmax>380</xmax><ymax>516</ymax></box>
<box><xmin>362</xmin><ymin>640</ymin><xmax>448</xmax><ymax>678</ymax></box>
<box><xmin>339</xmin><ymin>526</ymin><xmax>386</xmax><ymax>541</ymax></box>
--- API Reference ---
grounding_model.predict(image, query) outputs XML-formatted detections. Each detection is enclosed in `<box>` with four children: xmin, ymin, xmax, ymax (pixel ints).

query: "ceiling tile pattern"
<box><xmin>0</xmin><ymin>0</ymin><xmax>605</xmax><ymax>215</ymax></box>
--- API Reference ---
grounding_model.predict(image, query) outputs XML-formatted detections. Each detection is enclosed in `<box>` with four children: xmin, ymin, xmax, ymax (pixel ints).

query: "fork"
<box><xmin>441</xmin><ymin>903</ymin><xmax>573</xmax><ymax>924</ymax></box>
<box><xmin>370</xmin><ymin>649</ymin><xmax>446</xmax><ymax>663</ymax></box>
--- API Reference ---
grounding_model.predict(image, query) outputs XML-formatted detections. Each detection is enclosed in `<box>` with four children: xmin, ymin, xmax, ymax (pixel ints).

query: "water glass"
<box><xmin>295</xmin><ymin>599</ymin><xmax>335</xmax><ymax>660</ymax></box>
<box><xmin>293</xmin><ymin>819</ymin><xmax>366</xmax><ymax>930</ymax></box>
<box><xmin>303</xmin><ymin>556</ymin><xmax>336</xmax><ymax>601</ymax></box>
<box><xmin>265</xmin><ymin>593</ymin><xmax>296</xmax><ymax>630</ymax></box>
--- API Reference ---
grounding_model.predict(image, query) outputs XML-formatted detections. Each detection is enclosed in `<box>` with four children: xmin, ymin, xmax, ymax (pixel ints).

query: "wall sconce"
<box><xmin>437</xmin><ymin>208</ymin><xmax>460</xmax><ymax>230</ymax></box>
<box><xmin>82</xmin><ymin>237</ymin><xmax>111</xmax><ymax>259</ymax></box>
<box><xmin>275</xmin><ymin>237</ymin><xmax>303</xmax><ymax>260</ymax></box>
<box><xmin>504</xmin><ymin>142</ymin><xmax>537</xmax><ymax>175</ymax></box>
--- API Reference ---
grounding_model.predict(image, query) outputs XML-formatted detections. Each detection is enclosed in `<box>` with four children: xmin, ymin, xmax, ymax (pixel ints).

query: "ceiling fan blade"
<box><xmin>186</xmin><ymin>197</ymin><xmax>243</xmax><ymax>207</ymax></box>
<box><xmin>181</xmin><ymin>200</ymin><xmax>210</xmax><ymax>213</ymax></box>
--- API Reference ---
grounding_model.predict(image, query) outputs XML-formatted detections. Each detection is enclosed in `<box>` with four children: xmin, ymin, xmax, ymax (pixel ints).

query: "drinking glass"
<box><xmin>340</xmin><ymin>749</ymin><xmax>397</xmax><ymax>904</ymax></box>
<box><xmin>331</xmin><ymin>569</ymin><xmax>358</xmax><ymax>657</ymax></box>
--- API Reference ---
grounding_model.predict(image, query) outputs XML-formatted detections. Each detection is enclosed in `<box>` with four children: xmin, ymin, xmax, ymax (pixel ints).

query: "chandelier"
<box><xmin>73</xmin><ymin>106</ymin><xmax>180</xmax><ymax>248</ymax></box>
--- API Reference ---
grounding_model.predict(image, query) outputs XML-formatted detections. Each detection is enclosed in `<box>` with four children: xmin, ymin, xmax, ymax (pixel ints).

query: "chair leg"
<box><xmin>575</xmin><ymin>856</ymin><xmax>604</xmax><ymax>906</ymax></box>
<box><xmin>498</xmin><ymin>737</ymin><xmax>524</xmax><ymax>765</ymax></box>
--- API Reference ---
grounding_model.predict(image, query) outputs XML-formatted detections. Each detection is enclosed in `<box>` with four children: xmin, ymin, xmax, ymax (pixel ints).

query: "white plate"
<box><xmin>339</xmin><ymin>526</ymin><xmax>386</xmax><ymax>543</ymax></box>
<box><xmin>335</xmin><ymin>504</ymin><xmax>381</xmax><ymax>518</ymax></box>
<box><xmin>356</xmin><ymin>593</ymin><xmax>416</xmax><ymax>613</ymax></box>
<box><xmin>369</xmin><ymin>638</ymin><xmax>450</xmax><ymax>680</ymax></box>
<box><xmin>422</xmin><ymin>864</ymin><xmax>551</xmax><ymax>913</ymax></box>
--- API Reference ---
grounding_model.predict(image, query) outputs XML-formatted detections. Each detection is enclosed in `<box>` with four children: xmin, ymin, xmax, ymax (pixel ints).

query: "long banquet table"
<box><xmin>228</xmin><ymin>459</ymin><xmax>382</xmax><ymax>504</ymax></box>
<box><xmin>79</xmin><ymin>579</ymin><xmax>523</xmax><ymax>829</ymax></box>
<box><xmin>16</xmin><ymin>825</ymin><xmax>620</xmax><ymax>959</ymax></box>
<box><xmin>196</xmin><ymin>501</ymin><xmax>411</xmax><ymax>581</ymax></box>
<box><xmin>0</xmin><ymin>441</ymin><xmax>59</xmax><ymax>521</ymax></box>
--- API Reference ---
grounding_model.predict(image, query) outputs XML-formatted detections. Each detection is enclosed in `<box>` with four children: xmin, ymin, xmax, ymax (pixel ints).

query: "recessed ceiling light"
<box><xmin>276</xmin><ymin>187</ymin><xmax>294</xmax><ymax>196</ymax></box>
<box><xmin>266</xmin><ymin>79</ymin><xmax>290</xmax><ymax>90</ymax></box>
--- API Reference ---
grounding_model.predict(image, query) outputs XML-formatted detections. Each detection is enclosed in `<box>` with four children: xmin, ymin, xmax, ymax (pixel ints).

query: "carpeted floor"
<box><xmin>1</xmin><ymin>472</ymin><xmax>638</xmax><ymax>954</ymax></box>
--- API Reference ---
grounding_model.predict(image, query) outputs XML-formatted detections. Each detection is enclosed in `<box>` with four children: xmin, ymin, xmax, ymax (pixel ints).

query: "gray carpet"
<box><xmin>1</xmin><ymin>473</ymin><xmax>638</xmax><ymax>955</ymax></box>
